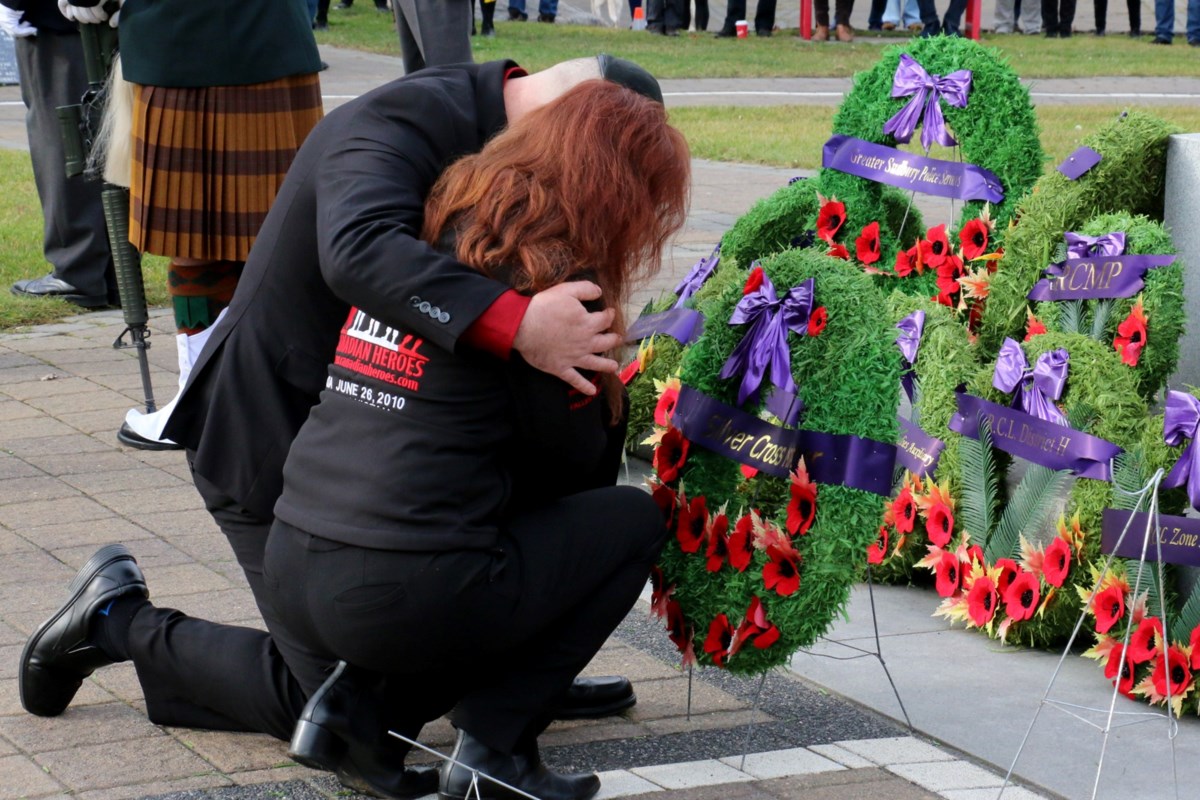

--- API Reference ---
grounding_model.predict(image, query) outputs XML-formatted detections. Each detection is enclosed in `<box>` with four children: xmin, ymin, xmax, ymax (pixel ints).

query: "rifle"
<box><xmin>57</xmin><ymin>15</ymin><xmax>157</xmax><ymax>414</ymax></box>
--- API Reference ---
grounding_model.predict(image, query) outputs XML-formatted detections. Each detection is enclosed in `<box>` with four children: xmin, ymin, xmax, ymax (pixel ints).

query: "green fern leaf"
<box><xmin>988</xmin><ymin>464</ymin><xmax>1071</xmax><ymax>560</ymax></box>
<box><xmin>1171</xmin><ymin>582</ymin><xmax>1200</xmax><ymax>642</ymax></box>
<box><xmin>960</xmin><ymin>418</ymin><xmax>1000</xmax><ymax>546</ymax></box>
<box><xmin>1090</xmin><ymin>300</ymin><xmax>1114</xmax><ymax>342</ymax></box>
<box><xmin>1059</xmin><ymin>301</ymin><xmax>1084</xmax><ymax>335</ymax></box>
<box><xmin>1111</xmin><ymin>450</ymin><xmax>1148</xmax><ymax>511</ymax></box>
<box><xmin>1124</xmin><ymin>557</ymin><xmax>1167</xmax><ymax>619</ymax></box>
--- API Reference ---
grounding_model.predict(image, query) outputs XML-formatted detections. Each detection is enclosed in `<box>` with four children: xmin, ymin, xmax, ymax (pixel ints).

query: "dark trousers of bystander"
<box><xmin>14</xmin><ymin>34</ymin><xmax>115</xmax><ymax>300</ymax></box>
<box><xmin>1042</xmin><ymin>0</ymin><xmax>1076</xmax><ymax>33</ymax></box>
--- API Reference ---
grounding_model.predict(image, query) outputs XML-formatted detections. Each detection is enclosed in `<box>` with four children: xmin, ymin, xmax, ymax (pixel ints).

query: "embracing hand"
<box><xmin>514</xmin><ymin>281</ymin><xmax>621</xmax><ymax>395</ymax></box>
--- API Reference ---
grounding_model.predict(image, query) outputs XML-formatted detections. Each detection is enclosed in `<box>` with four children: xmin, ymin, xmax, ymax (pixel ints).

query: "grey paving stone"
<box><xmin>808</xmin><ymin>743</ymin><xmax>876</xmax><ymax>769</ymax></box>
<box><xmin>0</xmin><ymin>753</ymin><xmax>67</xmax><ymax>800</ymax></box>
<box><xmin>595</xmin><ymin>770</ymin><xmax>665</xmax><ymax>798</ymax></box>
<box><xmin>60</xmin><ymin>467</ymin><xmax>188</xmax><ymax>496</ymax></box>
<box><xmin>0</xmin><ymin>530</ymin><xmax>36</xmax><ymax>555</ymax></box>
<box><xmin>632</xmin><ymin>758</ymin><xmax>754</xmax><ymax>789</ymax></box>
<box><xmin>93</xmin><ymin>485</ymin><xmax>203</xmax><ymax>516</ymax></box>
<box><xmin>0</xmin><ymin>453</ymin><xmax>42</xmax><ymax>481</ymax></box>
<box><xmin>0</xmin><ymin>550</ymin><xmax>74</xmax><ymax>587</ymax></box>
<box><xmin>145</xmin><ymin>562</ymin><xmax>235</xmax><ymax>598</ymax></box>
<box><xmin>0</xmin><ymin>416</ymin><xmax>80</xmax><ymax>443</ymax></box>
<box><xmin>835</xmin><ymin>736</ymin><xmax>958</xmax><ymax>766</ymax></box>
<box><xmin>718</xmin><ymin>747</ymin><xmax>845</xmax><ymax>779</ymax></box>
<box><xmin>0</xmin><ymin>475</ymin><xmax>82</xmax><ymax>505</ymax></box>
<box><xmin>0</xmin><ymin>399</ymin><xmax>42</xmax><ymax>421</ymax></box>
<box><xmin>2</xmin><ymin>377</ymin><xmax>100</xmax><ymax>402</ymax></box>
<box><xmin>166</xmin><ymin>730</ymin><xmax>291</xmax><ymax>774</ymax></box>
<box><xmin>16</xmin><ymin>516</ymin><xmax>156</xmax><ymax>551</ymax></box>
<box><xmin>72</xmin><ymin>773</ymin><xmax>233</xmax><ymax>800</ymax></box>
<box><xmin>0</xmin><ymin>701</ymin><xmax>165</xmax><ymax>753</ymax></box>
<box><xmin>0</xmin><ymin>495</ymin><xmax>118</xmax><ymax>530</ymax></box>
<box><xmin>2</xmin><ymin>432</ymin><xmax>111</xmax><ymax>458</ymax></box>
<box><xmin>53</xmin><ymin>537</ymin><xmax>193</xmax><ymax>572</ymax></box>
<box><xmin>32</xmin><ymin>736</ymin><xmax>220</xmax><ymax>792</ymax></box>
<box><xmin>941</xmin><ymin>787</ymin><xmax>1048</xmax><ymax>800</ymax></box>
<box><xmin>20</xmin><ymin>449</ymin><xmax>147</xmax><ymax>477</ymax></box>
<box><xmin>887</xmin><ymin>760</ymin><xmax>1007</xmax><ymax>792</ymax></box>
<box><xmin>643</xmin><ymin>708</ymin><xmax>773</xmax><ymax>737</ymax></box>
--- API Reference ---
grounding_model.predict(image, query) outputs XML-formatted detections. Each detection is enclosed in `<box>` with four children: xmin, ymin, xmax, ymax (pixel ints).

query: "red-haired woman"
<box><xmin>263</xmin><ymin>80</ymin><xmax>691</xmax><ymax>800</ymax></box>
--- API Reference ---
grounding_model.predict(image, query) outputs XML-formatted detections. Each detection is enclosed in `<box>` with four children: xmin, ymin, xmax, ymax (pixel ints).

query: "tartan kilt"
<box><xmin>129</xmin><ymin>73</ymin><xmax>323</xmax><ymax>261</ymax></box>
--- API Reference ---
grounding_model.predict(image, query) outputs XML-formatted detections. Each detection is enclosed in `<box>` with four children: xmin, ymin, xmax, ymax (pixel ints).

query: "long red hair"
<box><xmin>422</xmin><ymin>80</ymin><xmax>690</xmax><ymax>407</ymax></box>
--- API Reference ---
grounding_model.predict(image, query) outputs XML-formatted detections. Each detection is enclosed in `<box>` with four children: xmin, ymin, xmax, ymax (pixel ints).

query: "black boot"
<box><xmin>290</xmin><ymin>662</ymin><xmax>438</xmax><ymax>800</ymax></box>
<box><xmin>438</xmin><ymin>730</ymin><xmax>599</xmax><ymax>800</ymax></box>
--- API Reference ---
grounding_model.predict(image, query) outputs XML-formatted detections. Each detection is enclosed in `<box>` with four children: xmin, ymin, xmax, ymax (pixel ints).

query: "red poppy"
<box><xmin>934</xmin><ymin>549</ymin><xmax>962</xmax><ymax>597</ymax></box>
<box><xmin>650</xmin><ymin>481</ymin><xmax>677</xmax><ymax>528</ymax></box>
<box><xmin>1042</xmin><ymin>537</ymin><xmax>1071</xmax><ymax>588</ymax></box>
<box><xmin>703</xmin><ymin>613</ymin><xmax>734</xmax><ymax>667</ymax></box>
<box><xmin>653</xmin><ymin>427</ymin><xmax>689</xmax><ymax>483</ymax></box>
<box><xmin>1191</xmin><ymin>624</ymin><xmax>1200</xmax><ymax>670</ymax></box>
<box><xmin>827</xmin><ymin>242</ymin><xmax>850</xmax><ymax>261</ymax></box>
<box><xmin>807</xmin><ymin>306</ymin><xmax>828</xmax><ymax>337</ymax></box>
<box><xmin>705</xmin><ymin>512</ymin><xmax>730</xmax><ymax>572</ymax></box>
<box><xmin>966</xmin><ymin>574</ymin><xmax>999</xmax><ymax>626</ymax></box>
<box><xmin>867</xmin><ymin>525</ymin><xmax>889</xmax><ymax>565</ymax></box>
<box><xmin>675</xmin><ymin>495</ymin><xmax>708</xmax><ymax>554</ymax></box>
<box><xmin>855</xmin><ymin>221</ymin><xmax>881</xmax><ymax>265</ymax></box>
<box><xmin>743</xmin><ymin>265</ymin><xmax>765</xmax><ymax>296</ymax></box>
<box><xmin>786</xmin><ymin>466</ymin><xmax>818</xmax><ymax>537</ymax></box>
<box><xmin>892</xmin><ymin>488</ymin><xmax>916</xmax><ymax>535</ymax></box>
<box><xmin>654</xmin><ymin>383</ymin><xmax>680</xmax><ymax>428</ymax></box>
<box><xmin>740</xmin><ymin>464</ymin><xmax>758</xmax><ymax>480</ymax></box>
<box><xmin>1092</xmin><ymin>584</ymin><xmax>1126</xmax><ymax>634</ymax></box>
<box><xmin>921</xmin><ymin>224</ymin><xmax>952</xmax><ymax>270</ymax></box>
<box><xmin>817</xmin><ymin>199</ymin><xmax>846</xmax><ymax>243</ymax></box>
<box><xmin>1113</xmin><ymin>298</ymin><xmax>1148</xmax><ymax>367</ymax></box>
<box><xmin>666</xmin><ymin>599</ymin><xmax>692</xmax><ymax>654</ymax></box>
<box><xmin>959</xmin><ymin>218</ymin><xmax>989</xmax><ymax>260</ymax></box>
<box><xmin>966</xmin><ymin>544</ymin><xmax>985</xmax><ymax>566</ymax></box>
<box><xmin>995</xmin><ymin>558</ymin><xmax>1019</xmax><ymax>596</ymax></box>
<box><xmin>619</xmin><ymin>358</ymin><xmax>640</xmax><ymax>385</ymax></box>
<box><xmin>1104</xmin><ymin>642</ymin><xmax>1137</xmax><ymax>697</ymax></box>
<box><xmin>1004</xmin><ymin>570</ymin><xmax>1041</xmax><ymax>622</ymax></box>
<box><xmin>729</xmin><ymin>514</ymin><xmax>756</xmax><ymax>573</ymax></box>
<box><xmin>895</xmin><ymin>243</ymin><xmax>923</xmax><ymax>278</ymax></box>
<box><xmin>649</xmin><ymin>566</ymin><xmax>673</xmax><ymax>619</ymax></box>
<box><xmin>763</xmin><ymin>544</ymin><xmax>801</xmax><ymax>596</ymax></box>
<box><xmin>1024</xmin><ymin>309</ymin><xmax>1048</xmax><ymax>341</ymax></box>
<box><xmin>1129</xmin><ymin>616</ymin><xmax>1164</xmax><ymax>664</ymax></box>
<box><xmin>935</xmin><ymin>253</ymin><xmax>964</xmax><ymax>293</ymax></box>
<box><xmin>925</xmin><ymin>499</ymin><xmax>955</xmax><ymax>548</ymax></box>
<box><xmin>734</xmin><ymin>596</ymin><xmax>781</xmax><ymax>653</ymax></box>
<box><xmin>1152</xmin><ymin>645</ymin><xmax>1193</xmax><ymax>699</ymax></box>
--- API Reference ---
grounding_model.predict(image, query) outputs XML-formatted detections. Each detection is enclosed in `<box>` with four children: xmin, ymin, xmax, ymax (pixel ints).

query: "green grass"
<box><xmin>670</xmin><ymin>104</ymin><xmax>1200</xmax><ymax>168</ymax></box>
<box><xmin>316</xmin><ymin>6</ymin><xmax>1200</xmax><ymax>78</ymax></box>
<box><xmin>0</xmin><ymin>150</ymin><xmax>168</xmax><ymax>330</ymax></box>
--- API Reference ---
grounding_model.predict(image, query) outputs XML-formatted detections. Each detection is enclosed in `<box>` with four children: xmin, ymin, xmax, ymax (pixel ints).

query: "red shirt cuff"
<box><xmin>461</xmin><ymin>289</ymin><xmax>530</xmax><ymax>360</ymax></box>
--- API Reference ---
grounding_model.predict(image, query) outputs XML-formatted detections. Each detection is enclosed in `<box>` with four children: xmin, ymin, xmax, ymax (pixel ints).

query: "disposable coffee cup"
<box><xmin>735</xmin><ymin>19</ymin><xmax>748</xmax><ymax>37</ymax></box>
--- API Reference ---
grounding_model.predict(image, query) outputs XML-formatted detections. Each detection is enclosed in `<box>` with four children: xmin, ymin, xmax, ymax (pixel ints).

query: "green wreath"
<box><xmin>919</xmin><ymin>332</ymin><xmax>1147</xmax><ymax>649</ymax></box>
<box><xmin>720</xmin><ymin>177</ymin><xmax>922</xmax><ymax>272</ymax></box>
<box><xmin>870</xmin><ymin>294</ymin><xmax>979</xmax><ymax>584</ymax></box>
<box><xmin>817</xmin><ymin>36</ymin><xmax>1042</xmax><ymax>283</ymax></box>
<box><xmin>1030</xmin><ymin>213</ymin><xmax>1184</xmax><ymax>403</ymax></box>
<box><xmin>1080</xmin><ymin>408</ymin><xmax>1197</xmax><ymax>714</ymax></box>
<box><xmin>647</xmin><ymin>248</ymin><xmax>900</xmax><ymax>674</ymax></box>
<box><xmin>980</xmin><ymin>111</ymin><xmax>1181</xmax><ymax>356</ymax></box>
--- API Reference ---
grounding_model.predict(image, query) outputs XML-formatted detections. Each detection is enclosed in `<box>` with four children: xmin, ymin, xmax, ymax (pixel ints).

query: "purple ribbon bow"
<box><xmin>673</xmin><ymin>244</ymin><xmax>721</xmax><ymax>308</ymax></box>
<box><xmin>1164</xmin><ymin>390</ymin><xmax>1200</xmax><ymax>511</ymax></box>
<box><xmin>1066</xmin><ymin>231</ymin><xmax>1126</xmax><ymax>259</ymax></box>
<box><xmin>895</xmin><ymin>310</ymin><xmax>925</xmax><ymax>401</ymax></box>
<box><xmin>882</xmin><ymin>54</ymin><xmax>973</xmax><ymax>153</ymax></box>
<box><xmin>992</xmin><ymin>338</ymin><xmax>1069</xmax><ymax>427</ymax></box>
<box><xmin>719</xmin><ymin>271</ymin><xmax>814</xmax><ymax>406</ymax></box>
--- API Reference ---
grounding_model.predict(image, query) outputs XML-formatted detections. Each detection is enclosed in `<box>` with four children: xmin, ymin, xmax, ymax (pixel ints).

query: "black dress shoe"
<box><xmin>117</xmin><ymin>422</ymin><xmax>184</xmax><ymax>451</ymax></box>
<box><xmin>714</xmin><ymin>26</ymin><xmax>737</xmax><ymax>37</ymax></box>
<box><xmin>1151</xmin><ymin>35</ymin><xmax>1172</xmax><ymax>43</ymax></box>
<box><xmin>439</xmin><ymin>730</ymin><xmax>599</xmax><ymax>800</ymax></box>
<box><xmin>19</xmin><ymin>544</ymin><xmax>147</xmax><ymax>717</ymax></box>
<box><xmin>290</xmin><ymin>661</ymin><xmax>437</xmax><ymax>800</ymax></box>
<box><xmin>552</xmin><ymin>675</ymin><xmax>635</xmax><ymax>719</ymax></box>
<box><xmin>537</xmin><ymin>12</ymin><xmax>554</xmax><ymax>22</ymax></box>
<box><xmin>11</xmin><ymin>273</ymin><xmax>111</xmax><ymax>309</ymax></box>
<box><xmin>508</xmin><ymin>8</ymin><xmax>527</xmax><ymax>20</ymax></box>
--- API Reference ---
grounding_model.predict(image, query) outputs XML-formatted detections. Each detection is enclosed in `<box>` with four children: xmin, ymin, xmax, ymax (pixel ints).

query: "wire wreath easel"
<box><xmin>999</xmin><ymin>466</ymin><xmax>1181</xmax><ymax>800</ymax></box>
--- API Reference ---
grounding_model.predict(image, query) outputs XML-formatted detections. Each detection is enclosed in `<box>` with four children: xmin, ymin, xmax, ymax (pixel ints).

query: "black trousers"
<box><xmin>127</xmin><ymin>468</ymin><xmax>318</xmax><ymax>741</ymax></box>
<box><xmin>1042</xmin><ymin>0</ymin><xmax>1077</xmax><ymax>32</ymax></box>
<box><xmin>722</xmin><ymin>0</ymin><xmax>777</xmax><ymax>31</ymax></box>
<box><xmin>1093</xmin><ymin>0</ymin><xmax>1140</xmax><ymax>30</ymax></box>
<box><xmin>263</xmin><ymin>486</ymin><xmax>668</xmax><ymax>754</ymax></box>
<box><xmin>15</xmin><ymin>34</ymin><xmax>115</xmax><ymax>298</ymax></box>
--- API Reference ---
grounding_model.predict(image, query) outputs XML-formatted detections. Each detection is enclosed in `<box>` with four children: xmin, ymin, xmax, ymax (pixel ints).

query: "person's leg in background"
<box><xmin>833</xmin><ymin>0</ymin><xmax>855</xmax><ymax>38</ymax></box>
<box><xmin>916</xmin><ymin>0</ymin><xmax>942</xmax><ymax>34</ymax></box>
<box><xmin>1126</xmin><ymin>0</ymin><xmax>1141</xmax><ymax>33</ymax></box>
<box><xmin>753</xmin><ymin>0</ymin><xmax>776</xmax><ymax>34</ymax></box>
<box><xmin>1152</xmin><ymin>0</ymin><xmax>1173</xmax><ymax>41</ymax></box>
<box><xmin>315</xmin><ymin>0</ymin><xmax>331</xmax><ymax>28</ymax></box>
<box><xmin>715</xmin><ymin>0</ymin><xmax>746</xmax><ymax>34</ymax></box>
<box><xmin>869</xmin><ymin>0</ymin><xmax>888</xmax><ymax>29</ymax></box>
<box><xmin>694</xmin><ymin>0</ymin><xmax>709</xmax><ymax>30</ymax></box>
<box><xmin>1187</xmin><ymin>0</ymin><xmax>1199</xmax><ymax>42</ymax></box>
<box><xmin>993</xmin><ymin>0</ymin><xmax>1017</xmax><ymax>30</ymax></box>
<box><xmin>1057</xmin><ymin>0</ymin><xmax>1075</xmax><ymax>34</ymax></box>
<box><xmin>1017</xmin><ymin>0</ymin><xmax>1042</xmax><ymax>31</ymax></box>
<box><xmin>812</xmin><ymin>0</ymin><xmax>831</xmax><ymax>37</ymax></box>
<box><xmin>10</xmin><ymin>33</ymin><xmax>116</xmax><ymax>308</ymax></box>
<box><xmin>1093</xmin><ymin>0</ymin><xmax>1107</xmax><ymax>31</ymax></box>
<box><xmin>393</xmin><ymin>0</ymin><xmax>473</xmax><ymax>73</ymax></box>
<box><xmin>1041</xmin><ymin>0</ymin><xmax>1060</xmax><ymax>34</ymax></box>
<box><xmin>538</xmin><ymin>0</ymin><xmax>558</xmax><ymax>21</ymax></box>
<box><xmin>941</xmin><ymin>0</ymin><xmax>968</xmax><ymax>33</ymax></box>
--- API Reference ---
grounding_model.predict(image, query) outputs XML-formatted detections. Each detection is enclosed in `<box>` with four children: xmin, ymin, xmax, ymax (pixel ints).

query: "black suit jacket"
<box><xmin>164</xmin><ymin>60</ymin><xmax>517</xmax><ymax>520</ymax></box>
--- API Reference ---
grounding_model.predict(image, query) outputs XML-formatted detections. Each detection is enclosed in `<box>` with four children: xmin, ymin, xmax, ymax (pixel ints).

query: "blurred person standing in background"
<box><xmin>3</xmin><ymin>0</ymin><xmax>118</xmax><ymax>309</ymax></box>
